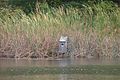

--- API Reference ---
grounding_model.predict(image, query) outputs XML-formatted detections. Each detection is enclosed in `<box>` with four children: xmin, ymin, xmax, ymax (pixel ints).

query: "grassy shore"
<box><xmin>0</xmin><ymin>1</ymin><xmax>120</xmax><ymax>59</ymax></box>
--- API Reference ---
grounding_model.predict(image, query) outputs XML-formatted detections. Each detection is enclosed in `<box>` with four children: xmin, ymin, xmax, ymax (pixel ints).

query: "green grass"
<box><xmin>0</xmin><ymin>1</ymin><xmax>120</xmax><ymax>59</ymax></box>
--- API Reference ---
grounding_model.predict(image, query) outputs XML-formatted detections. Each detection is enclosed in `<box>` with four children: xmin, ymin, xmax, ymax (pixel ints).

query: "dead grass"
<box><xmin>0</xmin><ymin>1</ymin><xmax>120</xmax><ymax>59</ymax></box>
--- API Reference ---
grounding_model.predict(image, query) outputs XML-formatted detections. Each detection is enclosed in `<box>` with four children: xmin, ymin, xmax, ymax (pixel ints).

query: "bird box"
<box><xmin>59</xmin><ymin>36</ymin><xmax>68</xmax><ymax>53</ymax></box>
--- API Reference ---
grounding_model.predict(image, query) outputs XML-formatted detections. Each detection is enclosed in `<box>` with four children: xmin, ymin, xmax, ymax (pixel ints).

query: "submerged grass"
<box><xmin>1</xmin><ymin>75</ymin><xmax>120</xmax><ymax>80</ymax></box>
<box><xmin>0</xmin><ymin>1</ymin><xmax>120</xmax><ymax>59</ymax></box>
<box><xmin>0</xmin><ymin>65</ymin><xmax>120</xmax><ymax>75</ymax></box>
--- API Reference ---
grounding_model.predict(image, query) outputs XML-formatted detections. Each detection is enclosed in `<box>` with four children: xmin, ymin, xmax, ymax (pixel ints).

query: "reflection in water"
<box><xmin>0</xmin><ymin>58</ymin><xmax>120</xmax><ymax>80</ymax></box>
<box><xmin>58</xmin><ymin>59</ymin><xmax>71</xmax><ymax>67</ymax></box>
<box><xmin>59</xmin><ymin>74</ymin><xmax>67</xmax><ymax>80</ymax></box>
<box><xmin>0</xmin><ymin>74</ymin><xmax>120</xmax><ymax>80</ymax></box>
<box><xmin>0</xmin><ymin>58</ymin><xmax>120</xmax><ymax>67</ymax></box>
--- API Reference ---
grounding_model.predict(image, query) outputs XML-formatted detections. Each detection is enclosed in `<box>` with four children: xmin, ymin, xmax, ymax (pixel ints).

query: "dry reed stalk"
<box><xmin>0</xmin><ymin>30</ymin><xmax>120</xmax><ymax>59</ymax></box>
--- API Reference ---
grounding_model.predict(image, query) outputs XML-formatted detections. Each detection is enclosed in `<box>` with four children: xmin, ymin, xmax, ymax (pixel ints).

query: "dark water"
<box><xmin>0</xmin><ymin>58</ymin><xmax>120</xmax><ymax>80</ymax></box>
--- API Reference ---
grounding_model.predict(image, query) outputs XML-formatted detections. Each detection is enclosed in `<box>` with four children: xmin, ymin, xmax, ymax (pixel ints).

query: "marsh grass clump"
<box><xmin>0</xmin><ymin>1</ymin><xmax>120</xmax><ymax>59</ymax></box>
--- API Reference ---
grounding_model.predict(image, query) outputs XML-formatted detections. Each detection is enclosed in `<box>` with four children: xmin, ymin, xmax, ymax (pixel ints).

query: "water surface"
<box><xmin>0</xmin><ymin>58</ymin><xmax>120</xmax><ymax>80</ymax></box>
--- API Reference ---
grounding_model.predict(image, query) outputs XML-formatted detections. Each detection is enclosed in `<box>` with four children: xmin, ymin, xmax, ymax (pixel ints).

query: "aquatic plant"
<box><xmin>0</xmin><ymin>1</ymin><xmax>120</xmax><ymax>59</ymax></box>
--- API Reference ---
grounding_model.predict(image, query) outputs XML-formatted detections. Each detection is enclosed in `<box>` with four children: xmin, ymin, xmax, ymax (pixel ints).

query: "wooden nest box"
<box><xmin>59</xmin><ymin>36</ymin><xmax>68</xmax><ymax>53</ymax></box>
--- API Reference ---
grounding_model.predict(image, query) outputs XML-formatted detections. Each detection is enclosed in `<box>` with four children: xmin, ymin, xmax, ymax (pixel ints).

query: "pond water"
<box><xmin>0</xmin><ymin>58</ymin><xmax>120</xmax><ymax>80</ymax></box>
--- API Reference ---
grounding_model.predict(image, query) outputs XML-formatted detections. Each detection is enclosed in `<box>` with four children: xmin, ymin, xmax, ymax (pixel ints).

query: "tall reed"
<box><xmin>0</xmin><ymin>1</ymin><xmax>120</xmax><ymax>59</ymax></box>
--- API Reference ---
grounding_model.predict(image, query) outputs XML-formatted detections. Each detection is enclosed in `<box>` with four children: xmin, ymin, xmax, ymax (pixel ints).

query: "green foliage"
<box><xmin>47</xmin><ymin>0</ymin><xmax>62</xmax><ymax>7</ymax></box>
<box><xmin>8</xmin><ymin>0</ymin><xmax>36</xmax><ymax>13</ymax></box>
<box><xmin>0</xmin><ymin>0</ymin><xmax>120</xmax><ymax>58</ymax></box>
<box><xmin>0</xmin><ymin>1</ymin><xmax>120</xmax><ymax>31</ymax></box>
<box><xmin>0</xmin><ymin>0</ymin><xmax>119</xmax><ymax>14</ymax></box>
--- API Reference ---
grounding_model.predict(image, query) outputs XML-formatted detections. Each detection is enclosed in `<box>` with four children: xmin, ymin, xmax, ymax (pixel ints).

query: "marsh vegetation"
<box><xmin>0</xmin><ymin>0</ymin><xmax>120</xmax><ymax>59</ymax></box>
